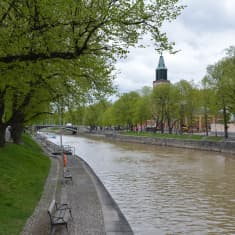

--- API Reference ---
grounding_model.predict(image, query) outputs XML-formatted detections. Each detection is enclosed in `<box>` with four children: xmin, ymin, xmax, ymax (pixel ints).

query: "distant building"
<box><xmin>153</xmin><ymin>54</ymin><xmax>170</xmax><ymax>87</ymax></box>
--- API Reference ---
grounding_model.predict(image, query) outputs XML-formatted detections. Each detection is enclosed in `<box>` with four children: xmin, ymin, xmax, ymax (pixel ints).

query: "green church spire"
<box><xmin>158</xmin><ymin>55</ymin><xmax>166</xmax><ymax>68</ymax></box>
<box><xmin>156</xmin><ymin>55</ymin><xmax>167</xmax><ymax>81</ymax></box>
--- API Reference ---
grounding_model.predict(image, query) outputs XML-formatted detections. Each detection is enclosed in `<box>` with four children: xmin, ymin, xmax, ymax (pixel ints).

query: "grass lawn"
<box><xmin>123</xmin><ymin>131</ymin><xmax>224</xmax><ymax>141</ymax></box>
<box><xmin>0</xmin><ymin>134</ymin><xmax>50</xmax><ymax>235</ymax></box>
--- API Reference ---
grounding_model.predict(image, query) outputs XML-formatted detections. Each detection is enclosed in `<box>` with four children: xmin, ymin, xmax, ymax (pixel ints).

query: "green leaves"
<box><xmin>0</xmin><ymin>0</ymin><xmax>185</xmax><ymax>63</ymax></box>
<box><xmin>203</xmin><ymin>46</ymin><xmax>235</xmax><ymax>137</ymax></box>
<box><xmin>0</xmin><ymin>0</ymin><xmax>185</xmax><ymax>145</ymax></box>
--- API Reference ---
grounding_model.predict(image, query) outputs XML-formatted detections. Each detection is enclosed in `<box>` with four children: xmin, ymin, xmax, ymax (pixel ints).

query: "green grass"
<box><xmin>0</xmin><ymin>134</ymin><xmax>50</xmax><ymax>235</ymax></box>
<box><xmin>122</xmin><ymin>131</ymin><xmax>223</xmax><ymax>141</ymax></box>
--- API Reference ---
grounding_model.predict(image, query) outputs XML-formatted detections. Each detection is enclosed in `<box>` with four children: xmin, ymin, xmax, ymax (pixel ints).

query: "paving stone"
<box><xmin>20</xmin><ymin>139</ymin><xmax>133</xmax><ymax>235</ymax></box>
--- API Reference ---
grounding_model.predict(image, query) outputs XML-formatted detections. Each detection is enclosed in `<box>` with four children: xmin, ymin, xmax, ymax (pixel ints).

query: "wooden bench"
<box><xmin>47</xmin><ymin>199</ymin><xmax>72</xmax><ymax>233</ymax></box>
<box><xmin>63</xmin><ymin>167</ymin><xmax>72</xmax><ymax>183</ymax></box>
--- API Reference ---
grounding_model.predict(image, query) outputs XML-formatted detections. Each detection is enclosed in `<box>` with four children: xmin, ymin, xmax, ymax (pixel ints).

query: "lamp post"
<box><xmin>59</xmin><ymin>102</ymin><xmax>63</xmax><ymax>152</ymax></box>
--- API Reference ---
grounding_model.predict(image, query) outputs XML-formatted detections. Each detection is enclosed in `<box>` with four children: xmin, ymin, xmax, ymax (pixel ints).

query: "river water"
<box><xmin>49</xmin><ymin>134</ymin><xmax>235</xmax><ymax>234</ymax></box>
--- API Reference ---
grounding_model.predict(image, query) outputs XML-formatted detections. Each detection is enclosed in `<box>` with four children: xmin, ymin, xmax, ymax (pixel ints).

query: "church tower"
<box><xmin>153</xmin><ymin>55</ymin><xmax>170</xmax><ymax>87</ymax></box>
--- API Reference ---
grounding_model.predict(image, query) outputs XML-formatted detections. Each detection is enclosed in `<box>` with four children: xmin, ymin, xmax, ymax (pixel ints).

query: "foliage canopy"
<box><xmin>0</xmin><ymin>0</ymin><xmax>185</xmax><ymax>146</ymax></box>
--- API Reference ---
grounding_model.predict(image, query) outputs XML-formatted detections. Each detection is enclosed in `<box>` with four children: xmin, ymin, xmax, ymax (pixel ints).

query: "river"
<box><xmin>48</xmin><ymin>134</ymin><xmax>235</xmax><ymax>234</ymax></box>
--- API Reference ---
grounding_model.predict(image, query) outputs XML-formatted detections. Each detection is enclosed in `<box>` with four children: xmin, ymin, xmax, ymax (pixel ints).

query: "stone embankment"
<box><xmin>83</xmin><ymin>132</ymin><xmax>235</xmax><ymax>154</ymax></box>
<box><xmin>108</xmin><ymin>134</ymin><xmax>235</xmax><ymax>154</ymax></box>
<box><xmin>21</xmin><ymin>137</ymin><xmax>133</xmax><ymax>235</ymax></box>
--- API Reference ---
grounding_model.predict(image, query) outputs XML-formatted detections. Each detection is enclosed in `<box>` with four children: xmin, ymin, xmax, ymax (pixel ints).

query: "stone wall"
<box><xmin>105</xmin><ymin>134</ymin><xmax>235</xmax><ymax>154</ymax></box>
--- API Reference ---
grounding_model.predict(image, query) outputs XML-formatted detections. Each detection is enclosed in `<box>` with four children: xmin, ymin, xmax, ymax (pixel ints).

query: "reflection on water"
<box><xmin>51</xmin><ymin>134</ymin><xmax>235</xmax><ymax>234</ymax></box>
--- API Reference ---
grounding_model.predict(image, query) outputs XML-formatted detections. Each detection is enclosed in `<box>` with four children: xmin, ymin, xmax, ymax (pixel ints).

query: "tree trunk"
<box><xmin>167</xmin><ymin>118</ymin><xmax>172</xmax><ymax>134</ymax></box>
<box><xmin>223</xmin><ymin>106</ymin><xmax>228</xmax><ymax>139</ymax></box>
<box><xmin>204</xmin><ymin>112</ymin><xmax>208</xmax><ymax>136</ymax></box>
<box><xmin>179</xmin><ymin>118</ymin><xmax>183</xmax><ymax>134</ymax></box>
<box><xmin>160</xmin><ymin>120</ymin><xmax>164</xmax><ymax>134</ymax></box>
<box><xmin>8</xmin><ymin>110</ymin><xmax>25</xmax><ymax>144</ymax></box>
<box><xmin>0</xmin><ymin>124</ymin><xmax>7</xmax><ymax>147</ymax></box>
<box><xmin>11</xmin><ymin>122</ymin><xmax>24</xmax><ymax>144</ymax></box>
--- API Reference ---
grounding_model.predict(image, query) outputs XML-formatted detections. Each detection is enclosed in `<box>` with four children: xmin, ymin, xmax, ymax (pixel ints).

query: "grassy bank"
<box><xmin>0</xmin><ymin>135</ymin><xmax>50</xmax><ymax>235</ymax></box>
<box><xmin>122</xmin><ymin>131</ymin><xmax>223</xmax><ymax>141</ymax></box>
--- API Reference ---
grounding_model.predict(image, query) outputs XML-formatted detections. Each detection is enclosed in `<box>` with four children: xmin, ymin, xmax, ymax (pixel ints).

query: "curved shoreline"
<box><xmin>78</xmin><ymin>156</ymin><xmax>134</xmax><ymax>234</ymax></box>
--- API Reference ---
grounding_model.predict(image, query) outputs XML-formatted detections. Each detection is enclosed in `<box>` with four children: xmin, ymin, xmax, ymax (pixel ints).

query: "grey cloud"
<box><xmin>179</xmin><ymin>0</ymin><xmax>235</xmax><ymax>32</ymax></box>
<box><xmin>113</xmin><ymin>0</ymin><xmax>235</xmax><ymax>94</ymax></box>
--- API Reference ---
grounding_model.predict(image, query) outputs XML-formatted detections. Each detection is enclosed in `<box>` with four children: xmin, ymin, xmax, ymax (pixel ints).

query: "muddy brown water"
<box><xmin>48</xmin><ymin>134</ymin><xmax>235</xmax><ymax>234</ymax></box>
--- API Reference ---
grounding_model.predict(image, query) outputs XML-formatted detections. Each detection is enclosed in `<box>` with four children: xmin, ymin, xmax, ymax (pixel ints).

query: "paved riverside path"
<box><xmin>21</xmin><ymin>138</ymin><xmax>133</xmax><ymax>235</ymax></box>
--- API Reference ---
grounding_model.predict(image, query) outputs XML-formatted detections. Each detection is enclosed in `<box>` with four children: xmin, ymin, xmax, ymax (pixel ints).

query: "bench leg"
<box><xmin>50</xmin><ymin>224</ymin><xmax>68</xmax><ymax>234</ymax></box>
<box><xmin>69</xmin><ymin>208</ymin><xmax>73</xmax><ymax>219</ymax></box>
<box><xmin>64</xmin><ymin>177</ymin><xmax>72</xmax><ymax>185</ymax></box>
<box><xmin>50</xmin><ymin>225</ymin><xmax>53</xmax><ymax>235</ymax></box>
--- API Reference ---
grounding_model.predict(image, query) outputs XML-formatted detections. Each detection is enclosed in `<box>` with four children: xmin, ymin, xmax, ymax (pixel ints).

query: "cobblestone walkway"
<box><xmin>20</xmin><ymin>155</ymin><xmax>60</xmax><ymax>235</ymax></box>
<box><xmin>20</xmin><ymin>138</ymin><xmax>133</xmax><ymax>235</ymax></box>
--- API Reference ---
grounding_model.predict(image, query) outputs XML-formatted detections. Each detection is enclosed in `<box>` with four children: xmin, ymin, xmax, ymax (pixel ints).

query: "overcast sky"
<box><xmin>114</xmin><ymin>0</ymin><xmax>235</xmax><ymax>94</ymax></box>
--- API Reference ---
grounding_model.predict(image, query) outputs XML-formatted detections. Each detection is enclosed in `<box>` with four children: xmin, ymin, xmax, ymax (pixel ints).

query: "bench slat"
<box><xmin>48</xmin><ymin>199</ymin><xmax>72</xmax><ymax>231</ymax></box>
<box><xmin>48</xmin><ymin>199</ymin><xmax>56</xmax><ymax>214</ymax></box>
<box><xmin>63</xmin><ymin>168</ymin><xmax>72</xmax><ymax>182</ymax></box>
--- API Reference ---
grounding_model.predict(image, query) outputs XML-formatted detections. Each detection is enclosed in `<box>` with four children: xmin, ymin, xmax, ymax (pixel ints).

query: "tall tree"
<box><xmin>0</xmin><ymin>0</ymin><xmax>185</xmax><ymax>146</ymax></box>
<box><xmin>223</xmin><ymin>46</ymin><xmax>235</xmax><ymax>115</ymax></box>
<box><xmin>201</xmin><ymin>76</ymin><xmax>218</xmax><ymax>136</ymax></box>
<box><xmin>83</xmin><ymin>99</ymin><xmax>111</xmax><ymax>130</ymax></box>
<box><xmin>112</xmin><ymin>91</ymin><xmax>140</xmax><ymax>129</ymax></box>
<box><xmin>175</xmin><ymin>80</ymin><xmax>198</xmax><ymax>133</ymax></box>
<box><xmin>0</xmin><ymin>55</ymin><xmax>114</xmax><ymax>145</ymax></box>
<box><xmin>151</xmin><ymin>83</ymin><xmax>179</xmax><ymax>133</ymax></box>
<box><xmin>133</xmin><ymin>94</ymin><xmax>151</xmax><ymax>131</ymax></box>
<box><xmin>205</xmin><ymin>48</ymin><xmax>235</xmax><ymax>138</ymax></box>
<box><xmin>0</xmin><ymin>0</ymin><xmax>185</xmax><ymax>63</ymax></box>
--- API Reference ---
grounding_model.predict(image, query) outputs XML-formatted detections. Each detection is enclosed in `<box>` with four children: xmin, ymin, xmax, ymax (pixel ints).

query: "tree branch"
<box><xmin>0</xmin><ymin>0</ymin><xmax>17</xmax><ymax>26</ymax></box>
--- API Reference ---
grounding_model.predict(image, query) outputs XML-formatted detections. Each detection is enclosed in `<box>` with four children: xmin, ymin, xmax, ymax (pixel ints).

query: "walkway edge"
<box><xmin>75</xmin><ymin>155</ymin><xmax>134</xmax><ymax>234</ymax></box>
<box><xmin>20</xmin><ymin>155</ymin><xmax>60</xmax><ymax>235</ymax></box>
<box><xmin>22</xmin><ymin>136</ymin><xmax>133</xmax><ymax>234</ymax></box>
